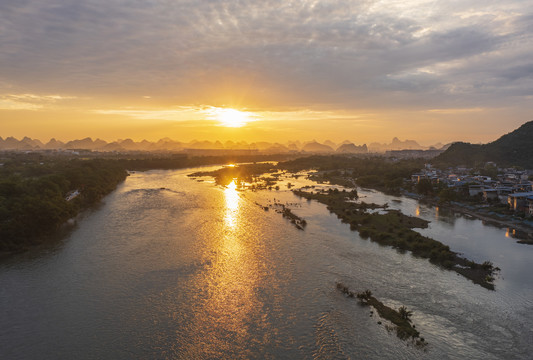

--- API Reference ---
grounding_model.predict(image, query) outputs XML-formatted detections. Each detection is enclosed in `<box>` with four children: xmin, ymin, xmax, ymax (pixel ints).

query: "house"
<box><xmin>411</xmin><ymin>174</ymin><xmax>425</xmax><ymax>183</ymax></box>
<box><xmin>496</xmin><ymin>186</ymin><xmax>513</xmax><ymax>204</ymax></box>
<box><xmin>528</xmin><ymin>196</ymin><xmax>533</xmax><ymax>217</ymax></box>
<box><xmin>469</xmin><ymin>185</ymin><xmax>484</xmax><ymax>197</ymax></box>
<box><xmin>514</xmin><ymin>182</ymin><xmax>533</xmax><ymax>193</ymax></box>
<box><xmin>483</xmin><ymin>189</ymin><xmax>499</xmax><ymax>202</ymax></box>
<box><xmin>508</xmin><ymin>192</ymin><xmax>533</xmax><ymax>212</ymax></box>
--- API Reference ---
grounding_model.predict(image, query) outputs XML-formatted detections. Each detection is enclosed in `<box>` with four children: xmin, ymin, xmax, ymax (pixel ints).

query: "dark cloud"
<box><xmin>0</xmin><ymin>0</ymin><xmax>532</xmax><ymax>111</ymax></box>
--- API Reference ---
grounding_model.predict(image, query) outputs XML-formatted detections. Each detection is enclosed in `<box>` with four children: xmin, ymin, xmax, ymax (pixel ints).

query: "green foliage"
<box><xmin>0</xmin><ymin>152</ymin><xmax>291</xmax><ymax>253</ymax></box>
<box><xmin>294</xmin><ymin>188</ymin><xmax>497</xmax><ymax>290</ymax></box>
<box><xmin>438</xmin><ymin>188</ymin><xmax>457</xmax><ymax>203</ymax></box>
<box><xmin>416</xmin><ymin>179</ymin><xmax>433</xmax><ymax>195</ymax></box>
<box><xmin>0</xmin><ymin>157</ymin><xmax>128</xmax><ymax>252</ymax></box>
<box><xmin>279</xmin><ymin>155</ymin><xmax>425</xmax><ymax>193</ymax></box>
<box><xmin>479</xmin><ymin>163</ymin><xmax>499</xmax><ymax>179</ymax></box>
<box><xmin>189</xmin><ymin>163</ymin><xmax>277</xmax><ymax>186</ymax></box>
<box><xmin>398</xmin><ymin>306</ymin><xmax>413</xmax><ymax>321</ymax></box>
<box><xmin>357</xmin><ymin>174</ymin><xmax>380</xmax><ymax>187</ymax></box>
<box><xmin>356</xmin><ymin>289</ymin><xmax>373</xmax><ymax>301</ymax></box>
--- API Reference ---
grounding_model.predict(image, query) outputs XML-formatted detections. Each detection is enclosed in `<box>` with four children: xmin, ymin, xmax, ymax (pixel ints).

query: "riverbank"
<box><xmin>408</xmin><ymin>195</ymin><xmax>533</xmax><ymax>243</ymax></box>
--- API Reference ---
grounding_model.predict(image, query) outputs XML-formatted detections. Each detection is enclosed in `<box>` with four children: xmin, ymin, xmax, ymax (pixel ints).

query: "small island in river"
<box><xmin>294</xmin><ymin>188</ymin><xmax>499</xmax><ymax>290</ymax></box>
<box><xmin>336</xmin><ymin>283</ymin><xmax>427</xmax><ymax>347</ymax></box>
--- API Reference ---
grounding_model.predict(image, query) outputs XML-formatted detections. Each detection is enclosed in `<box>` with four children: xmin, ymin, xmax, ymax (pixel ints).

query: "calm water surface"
<box><xmin>1</xmin><ymin>168</ymin><xmax>532</xmax><ymax>359</ymax></box>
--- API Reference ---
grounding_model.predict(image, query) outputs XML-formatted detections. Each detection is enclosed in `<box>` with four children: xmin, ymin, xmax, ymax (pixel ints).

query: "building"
<box><xmin>483</xmin><ymin>189</ymin><xmax>499</xmax><ymax>202</ymax></box>
<box><xmin>508</xmin><ymin>192</ymin><xmax>533</xmax><ymax>212</ymax></box>
<box><xmin>528</xmin><ymin>196</ymin><xmax>533</xmax><ymax>217</ymax></box>
<box><xmin>469</xmin><ymin>185</ymin><xmax>484</xmax><ymax>197</ymax></box>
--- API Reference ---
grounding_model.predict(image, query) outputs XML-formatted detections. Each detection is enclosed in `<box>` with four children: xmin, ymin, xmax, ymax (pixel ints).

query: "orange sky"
<box><xmin>1</xmin><ymin>1</ymin><xmax>532</xmax><ymax>145</ymax></box>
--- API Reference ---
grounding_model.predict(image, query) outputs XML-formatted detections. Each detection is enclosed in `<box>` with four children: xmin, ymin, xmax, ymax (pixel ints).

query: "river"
<box><xmin>1</xmin><ymin>167</ymin><xmax>532</xmax><ymax>359</ymax></box>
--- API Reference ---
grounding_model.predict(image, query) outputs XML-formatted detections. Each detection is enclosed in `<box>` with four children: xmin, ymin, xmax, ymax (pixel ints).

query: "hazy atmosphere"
<box><xmin>1</xmin><ymin>0</ymin><xmax>532</xmax><ymax>144</ymax></box>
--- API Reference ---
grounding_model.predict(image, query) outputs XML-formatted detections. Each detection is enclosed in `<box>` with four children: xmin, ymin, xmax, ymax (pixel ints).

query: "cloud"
<box><xmin>0</xmin><ymin>93</ymin><xmax>75</xmax><ymax>110</ymax></box>
<box><xmin>93</xmin><ymin>106</ymin><xmax>206</xmax><ymax>121</ymax></box>
<box><xmin>0</xmin><ymin>0</ymin><xmax>532</xmax><ymax>113</ymax></box>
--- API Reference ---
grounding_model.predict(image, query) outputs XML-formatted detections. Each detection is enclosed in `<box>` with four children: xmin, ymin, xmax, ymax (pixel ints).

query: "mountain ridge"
<box><xmin>432</xmin><ymin>120</ymin><xmax>533</xmax><ymax>168</ymax></box>
<box><xmin>0</xmin><ymin>136</ymin><xmax>445</xmax><ymax>153</ymax></box>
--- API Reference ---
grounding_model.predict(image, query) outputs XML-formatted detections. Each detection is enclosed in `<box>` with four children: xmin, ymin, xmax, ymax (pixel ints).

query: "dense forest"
<box><xmin>0</xmin><ymin>155</ymin><xmax>128</xmax><ymax>252</ymax></box>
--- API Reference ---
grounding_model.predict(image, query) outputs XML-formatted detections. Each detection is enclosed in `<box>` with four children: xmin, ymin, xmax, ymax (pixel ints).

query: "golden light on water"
<box><xmin>224</xmin><ymin>179</ymin><xmax>240</xmax><ymax>227</ymax></box>
<box><xmin>415</xmin><ymin>205</ymin><xmax>421</xmax><ymax>217</ymax></box>
<box><xmin>185</xmin><ymin>176</ymin><xmax>259</xmax><ymax>356</ymax></box>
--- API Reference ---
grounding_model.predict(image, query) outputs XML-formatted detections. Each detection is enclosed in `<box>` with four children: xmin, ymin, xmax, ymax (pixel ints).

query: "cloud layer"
<box><xmin>1</xmin><ymin>0</ymin><xmax>532</xmax><ymax>140</ymax></box>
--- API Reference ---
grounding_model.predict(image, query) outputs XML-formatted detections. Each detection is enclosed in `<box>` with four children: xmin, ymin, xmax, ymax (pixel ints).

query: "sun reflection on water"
<box><xmin>224</xmin><ymin>179</ymin><xmax>240</xmax><ymax>227</ymax></box>
<box><xmin>186</xmin><ymin>177</ymin><xmax>263</xmax><ymax>356</ymax></box>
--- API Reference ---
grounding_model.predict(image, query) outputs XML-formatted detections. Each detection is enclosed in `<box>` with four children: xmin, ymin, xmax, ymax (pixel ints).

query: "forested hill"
<box><xmin>432</xmin><ymin>121</ymin><xmax>533</xmax><ymax>168</ymax></box>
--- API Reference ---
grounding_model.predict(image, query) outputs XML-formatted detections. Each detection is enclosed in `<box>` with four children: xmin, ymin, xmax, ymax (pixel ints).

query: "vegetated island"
<box><xmin>294</xmin><ymin>188</ymin><xmax>499</xmax><ymax>290</ymax></box>
<box><xmin>336</xmin><ymin>283</ymin><xmax>427</xmax><ymax>347</ymax></box>
<box><xmin>254</xmin><ymin>200</ymin><xmax>307</xmax><ymax>230</ymax></box>
<box><xmin>188</xmin><ymin>162</ymin><xmax>280</xmax><ymax>188</ymax></box>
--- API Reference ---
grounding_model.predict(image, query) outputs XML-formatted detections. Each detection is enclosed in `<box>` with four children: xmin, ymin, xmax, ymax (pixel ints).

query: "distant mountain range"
<box><xmin>0</xmin><ymin>136</ymin><xmax>445</xmax><ymax>153</ymax></box>
<box><xmin>433</xmin><ymin>120</ymin><xmax>533</xmax><ymax>168</ymax></box>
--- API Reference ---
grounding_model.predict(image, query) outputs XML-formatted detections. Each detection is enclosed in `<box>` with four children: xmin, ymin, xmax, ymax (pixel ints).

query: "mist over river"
<box><xmin>1</xmin><ymin>167</ymin><xmax>532</xmax><ymax>359</ymax></box>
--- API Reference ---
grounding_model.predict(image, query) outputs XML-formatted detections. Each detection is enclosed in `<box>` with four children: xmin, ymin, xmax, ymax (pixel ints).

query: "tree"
<box><xmin>398</xmin><ymin>306</ymin><xmax>413</xmax><ymax>321</ymax></box>
<box><xmin>357</xmin><ymin>289</ymin><xmax>373</xmax><ymax>302</ymax></box>
<box><xmin>438</xmin><ymin>188</ymin><xmax>456</xmax><ymax>203</ymax></box>
<box><xmin>416</xmin><ymin>179</ymin><xmax>433</xmax><ymax>195</ymax></box>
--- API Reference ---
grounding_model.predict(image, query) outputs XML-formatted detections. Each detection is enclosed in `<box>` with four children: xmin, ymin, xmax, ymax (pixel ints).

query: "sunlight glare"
<box><xmin>211</xmin><ymin>108</ymin><xmax>255</xmax><ymax>128</ymax></box>
<box><xmin>224</xmin><ymin>179</ymin><xmax>240</xmax><ymax>227</ymax></box>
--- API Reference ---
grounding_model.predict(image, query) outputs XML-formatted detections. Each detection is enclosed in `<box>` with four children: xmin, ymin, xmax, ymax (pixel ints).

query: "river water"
<box><xmin>1</xmin><ymin>167</ymin><xmax>532</xmax><ymax>359</ymax></box>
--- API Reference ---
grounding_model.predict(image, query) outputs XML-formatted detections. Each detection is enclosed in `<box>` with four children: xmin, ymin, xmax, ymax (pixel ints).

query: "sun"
<box><xmin>211</xmin><ymin>108</ymin><xmax>255</xmax><ymax>128</ymax></box>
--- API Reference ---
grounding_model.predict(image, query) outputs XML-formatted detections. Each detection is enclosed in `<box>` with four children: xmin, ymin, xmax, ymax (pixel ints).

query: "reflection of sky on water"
<box><xmin>356</xmin><ymin>186</ymin><xmax>533</xmax><ymax>293</ymax></box>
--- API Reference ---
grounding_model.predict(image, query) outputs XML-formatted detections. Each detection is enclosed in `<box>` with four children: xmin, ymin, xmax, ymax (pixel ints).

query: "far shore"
<box><xmin>410</xmin><ymin>195</ymin><xmax>533</xmax><ymax>243</ymax></box>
